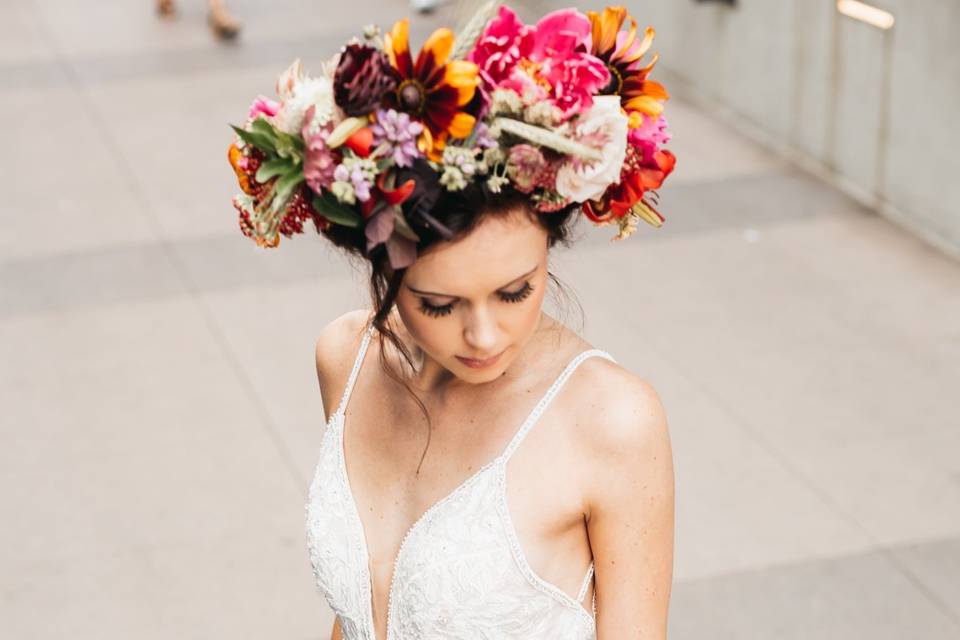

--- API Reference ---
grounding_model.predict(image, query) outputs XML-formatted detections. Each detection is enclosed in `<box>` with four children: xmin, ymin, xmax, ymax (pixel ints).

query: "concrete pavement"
<box><xmin>2</xmin><ymin>1</ymin><xmax>958</xmax><ymax>638</ymax></box>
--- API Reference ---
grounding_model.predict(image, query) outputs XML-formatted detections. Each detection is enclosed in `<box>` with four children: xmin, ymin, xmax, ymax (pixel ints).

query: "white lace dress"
<box><xmin>305</xmin><ymin>322</ymin><xmax>617</xmax><ymax>639</ymax></box>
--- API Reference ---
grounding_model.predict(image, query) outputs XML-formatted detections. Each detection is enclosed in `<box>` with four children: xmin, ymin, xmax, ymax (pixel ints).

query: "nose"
<box><xmin>463</xmin><ymin>305</ymin><xmax>499</xmax><ymax>354</ymax></box>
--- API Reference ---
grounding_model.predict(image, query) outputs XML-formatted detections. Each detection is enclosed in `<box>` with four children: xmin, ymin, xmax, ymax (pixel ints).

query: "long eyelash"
<box><xmin>419</xmin><ymin>299</ymin><xmax>454</xmax><ymax>318</ymax></box>
<box><xmin>499</xmin><ymin>281</ymin><xmax>534</xmax><ymax>303</ymax></box>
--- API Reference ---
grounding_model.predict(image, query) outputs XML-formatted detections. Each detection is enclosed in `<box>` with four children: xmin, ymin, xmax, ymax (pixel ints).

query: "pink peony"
<box><xmin>248</xmin><ymin>95</ymin><xmax>281</xmax><ymax>119</ymax></box>
<box><xmin>469</xmin><ymin>6</ymin><xmax>609</xmax><ymax>119</ymax></box>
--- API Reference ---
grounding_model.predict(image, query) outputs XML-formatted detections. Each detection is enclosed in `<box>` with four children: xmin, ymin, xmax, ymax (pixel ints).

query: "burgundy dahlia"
<box><xmin>334</xmin><ymin>44</ymin><xmax>400</xmax><ymax>116</ymax></box>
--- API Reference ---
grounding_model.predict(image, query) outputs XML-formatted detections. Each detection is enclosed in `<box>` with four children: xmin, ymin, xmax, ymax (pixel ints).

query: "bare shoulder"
<box><xmin>570</xmin><ymin>357</ymin><xmax>673</xmax><ymax>509</ymax></box>
<box><xmin>314</xmin><ymin>309</ymin><xmax>373</xmax><ymax>420</ymax></box>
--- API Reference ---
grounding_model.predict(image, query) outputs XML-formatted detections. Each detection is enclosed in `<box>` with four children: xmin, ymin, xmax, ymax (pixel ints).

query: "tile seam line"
<box><xmin>30</xmin><ymin>0</ymin><xmax>308</xmax><ymax>496</ymax></box>
<box><xmin>632</xmin><ymin>329</ymin><xmax>960</xmax><ymax>628</ymax></box>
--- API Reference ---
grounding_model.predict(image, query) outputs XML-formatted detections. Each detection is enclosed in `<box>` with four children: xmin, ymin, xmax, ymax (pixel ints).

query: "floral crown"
<box><xmin>227</xmin><ymin>2</ymin><xmax>677</xmax><ymax>269</ymax></box>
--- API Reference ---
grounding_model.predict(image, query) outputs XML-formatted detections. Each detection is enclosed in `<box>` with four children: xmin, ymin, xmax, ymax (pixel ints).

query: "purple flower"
<box><xmin>333</xmin><ymin>159</ymin><xmax>375</xmax><ymax>202</ymax></box>
<box><xmin>371</xmin><ymin>109</ymin><xmax>424</xmax><ymax>168</ymax></box>
<box><xmin>472</xmin><ymin>122</ymin><xmax>498</xmax><ymax>150</ymax></box>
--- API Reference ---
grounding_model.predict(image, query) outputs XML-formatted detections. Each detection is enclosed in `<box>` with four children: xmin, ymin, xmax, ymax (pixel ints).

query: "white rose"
<box><xmin>554</xmin><ymin>96</ymin><xmax>629</xmax><ymax>203</ymax></box>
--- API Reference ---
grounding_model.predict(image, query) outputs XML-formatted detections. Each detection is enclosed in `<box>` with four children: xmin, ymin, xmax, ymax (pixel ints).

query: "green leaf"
<box><xmin>274</xmin><ymin>130</ymin><xmax>305</xmax><ymax>161</ymax></box>
<box><xmin>271</xmin><ymin>169</ymin><xmax>304</xmax><ymax>210</ymax></box>
<box><xmin>312</xmin><ymin>193</ymin><xmax>362</xmax><ymax>228</ymax></box>
<box><xmin>249</xmin><ymin>117</ymin><xmax>280</xmax><ymax>145</ymax></box>
<box><xmin>256</xmin><ymin>158</ymin><xmax>294</xmax><ymax>183</ymax></box>
<box><xmin>230</xmin><ymin>124</ymin><xmax>277</xmax><ymax>154</ymax></box>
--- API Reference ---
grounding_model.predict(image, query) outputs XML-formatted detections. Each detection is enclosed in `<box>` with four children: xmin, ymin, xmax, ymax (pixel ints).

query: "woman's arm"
<box><xmin>584</xmin><ymin>375</ymin><xmax>675</xmax><ymax>639</ymax></box>
<box><xmin>330</xmin><ymin>616</ymin><xmax>342</xmax><ymax>640</ymax></box>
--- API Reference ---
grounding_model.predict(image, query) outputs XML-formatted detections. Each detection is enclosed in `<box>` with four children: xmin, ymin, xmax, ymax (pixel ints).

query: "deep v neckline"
<box><xmin>330</xmin><ymin>322</ymin><xmax>615</xmax><ymax>640</ymax></box>
<box><xmin>336</xmin><ymin>407</ymin><xmax>504</xmax><ymax>640</ymax></box>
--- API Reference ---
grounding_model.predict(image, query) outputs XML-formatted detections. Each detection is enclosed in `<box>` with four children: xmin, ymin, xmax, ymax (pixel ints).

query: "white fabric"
<box><xmin>305</xmin><ymin>322</ymin><xmax>617</xmax><ymax>639</ymax></box>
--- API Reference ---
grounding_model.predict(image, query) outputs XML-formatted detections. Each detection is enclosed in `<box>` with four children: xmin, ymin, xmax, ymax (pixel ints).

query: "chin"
<box><xmin>452</xmin><ymin>351</ymin><xmax>511</xmax><ymax>383</ymax></box>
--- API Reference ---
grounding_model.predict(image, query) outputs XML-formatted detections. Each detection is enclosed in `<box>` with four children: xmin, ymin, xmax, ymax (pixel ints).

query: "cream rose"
<box><xmin>554</xmin><ymin>96</ymin><xmax>629</xmax><ymax>203</ymax></box>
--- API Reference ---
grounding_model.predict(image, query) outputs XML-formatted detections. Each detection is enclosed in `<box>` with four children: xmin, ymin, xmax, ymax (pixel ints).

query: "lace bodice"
<box><xmin>305</xmin><ymin>322</ymin><xmax>617</xmax><ymax>639</ymax></box>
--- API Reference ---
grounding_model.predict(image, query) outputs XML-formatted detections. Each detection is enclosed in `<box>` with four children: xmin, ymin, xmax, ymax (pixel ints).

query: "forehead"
<box><xmin>406</xmin><ymin>210</ymin><xmax>547</xmax><ymax>292</ymax></box>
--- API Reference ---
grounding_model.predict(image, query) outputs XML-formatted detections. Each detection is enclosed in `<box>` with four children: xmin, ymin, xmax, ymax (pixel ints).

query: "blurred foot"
<box><xmin>411</xmin><ymin>0</ymin><xmax>442</xmax><ymax>14</ymax></box>
<box><xmin>208</xmin><ymin>4</ymin><xmax>242</xmax><ymax>40</ymax></box>
<box><xmin>156</xmin><ymin>0</ymin><xmax>176</xmax><ymax>18</ymax></box>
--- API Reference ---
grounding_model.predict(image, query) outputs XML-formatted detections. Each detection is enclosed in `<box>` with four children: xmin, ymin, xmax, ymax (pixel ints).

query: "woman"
<box><xmin>312</xmin><ymin>188</ymin><xmax>674</xmax><ymax>640</ymax></box>
<box><xmin>226</xmin><ymin>4</ymin><xmax>677</xmax><ymax>637</ymax></box>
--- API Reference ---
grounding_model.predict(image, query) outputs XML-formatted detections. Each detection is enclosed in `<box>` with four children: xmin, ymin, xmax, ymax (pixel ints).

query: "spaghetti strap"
<box><xmin>576</xmin><ymin>562</ymin><xmax>594</xmax><ymax>603</ymax></box>
<box><xmin>500</xmin><ymin>348</ymin><xmax>617</xmax><ymax>462</ymax></box>
<box><xmin>334</xmin><ymin>320</ymin><xmax>376</xmax><ymax>417</ymax></box>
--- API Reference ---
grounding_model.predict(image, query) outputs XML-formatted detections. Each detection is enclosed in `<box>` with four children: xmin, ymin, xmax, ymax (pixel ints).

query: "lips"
<box><xmin>455</xmin><ymin>349</ymin><xmax>505</xmax><ymax>369</ymax></box>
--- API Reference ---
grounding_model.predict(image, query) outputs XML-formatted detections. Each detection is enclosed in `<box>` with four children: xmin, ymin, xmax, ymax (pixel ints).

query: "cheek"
<box><xmin>394</xmin><ymin>294</ymin><xmax>452</xmax><ymax>355</ymax></box>
<box><xmin>515</xmin><ymin>279</ymin><xmax>547</xmax><ymax>333</ymax></box>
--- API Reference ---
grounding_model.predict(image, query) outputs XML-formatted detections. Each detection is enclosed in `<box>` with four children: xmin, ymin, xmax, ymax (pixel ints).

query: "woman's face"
<box><xmin>395</xmin><ymin>207</ymin><xmax>550</xmax><ymax>384</ymax></box>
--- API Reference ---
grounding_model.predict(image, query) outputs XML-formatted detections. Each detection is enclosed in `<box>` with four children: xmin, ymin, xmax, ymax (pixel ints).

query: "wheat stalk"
<box><xmin>451</xmin><ymin>0</ymin><xmax>502</xmax><ymax>60</ymax></box>
<box><xmin>492</xmin><ymin>117</ymin><xmax>603</xmax><ymax>162</ymax></box>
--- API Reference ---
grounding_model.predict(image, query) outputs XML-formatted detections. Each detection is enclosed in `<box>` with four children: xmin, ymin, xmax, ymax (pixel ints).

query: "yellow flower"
<box><xmin>588</xmin><ymin>6</ymin><xmax>669</xmax><ymax>121</ymax></box>
<box><xmin>384</xmin><ymin>19</ymin><xmax>480</xmax><ymax>160</ymax></box>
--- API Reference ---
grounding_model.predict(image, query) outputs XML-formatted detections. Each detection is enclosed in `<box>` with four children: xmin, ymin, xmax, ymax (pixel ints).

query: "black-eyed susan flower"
<box><xmin>383</xmin><ymin>19</ymin><xmax>480</xmax><ymax>160</ymax></box>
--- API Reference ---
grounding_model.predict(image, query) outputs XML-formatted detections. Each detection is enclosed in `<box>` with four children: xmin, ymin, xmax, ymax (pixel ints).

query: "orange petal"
<box><xmin>385</xmin><ymin>19</ymin><xmax>412</xmax><ymax>77</ymax></box>
<box><xmin>417</xmin><ymin>28</ymin><xmax>454</xmax><ymax>75</ymax></box>
<box><xmin>623</xmin><ymin>26</ymin><xmax>655</xmax><ymax>64</ymax></box>
<box><xmin>613</xmin><ymin>16</ymin><xmax>638</xmax><ymax>61</ymax></box>
<box><xmin>426</xmin><ymin>132</ymin><xmax>447</xmax><ymax>162</ymax></box>
<box><xmin>637</xmin><ymin>51</ymin><xmax>660</xmax><ymax>75</ymax></box>
<box><xmin>641</xmin><ymin>80</ymin><xmax>670</xmax><ymax>101</ymax></box>
<box><xmin>627</xmin><ymin>111</ymin><xmax>645</xmax><ymax>129</ymax></box>
<box><xmin>598</xmin><ymin>7</ymin><xmax>626</xmax><ymax>55</ymax></box>
<box><xmin>446</xmin><ymin>112</ymin><xmax>476</xmax><ymax>139</ymax></box>
<box><xmin>417</xmin><ymin>127</ymin><xmax>435</xmax><ymax>156</ymax></box>
<box><xmin>444</xmin><ymin>60</ymin><xmax>479</xmax><ymax>106</ymax></box>
<box><xmin>624</xmin><ymin>94</ymin><xmax>664</xmax><ymax>116</ymax></box>
<box><xmin>587</xmin><ymin>11</ymin><xmax>603</xmax><ymax>53</ymax></box>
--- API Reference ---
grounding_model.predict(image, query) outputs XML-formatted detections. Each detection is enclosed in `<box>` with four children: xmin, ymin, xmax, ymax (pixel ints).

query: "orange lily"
<box><xmin>588</xmin><ymin>6</ymin><xmax>669</xmax><ymax>122</ymax></box>
<box><xmin>384</xmin><ymin>19</ymin><xmax>480</xmax><ymax>160</ymax></box>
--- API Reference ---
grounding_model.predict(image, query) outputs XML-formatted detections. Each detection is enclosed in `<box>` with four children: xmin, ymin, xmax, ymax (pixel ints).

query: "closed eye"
<box><xmin>499</xmin><ymin>281</ymin><xmax>534</xmax><ymax>303</ymax></box>
<box><xmin>418</xmin><ymin>298</ymin><xmax>454</xmax><ymax>318</ymax></box>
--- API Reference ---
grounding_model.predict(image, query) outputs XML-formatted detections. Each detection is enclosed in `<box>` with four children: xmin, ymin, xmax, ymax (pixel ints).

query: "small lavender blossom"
<box><xmin>371</xmin><ymin>109</ymin><xmax>424</xmax><ymax>168</ymax></box>
<box><xmin>471</xmin><ymin>122</ymin><xmax>498</xmax><ymax>150</ymax></box>
<box><xmin>331</xmin><ymin>156</ymin><xmax>377</xmax><ymax>204</ymax></box>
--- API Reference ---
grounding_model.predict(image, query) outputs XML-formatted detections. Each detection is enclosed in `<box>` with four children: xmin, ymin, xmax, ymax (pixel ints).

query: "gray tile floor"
<box><xmin>2</xmin><ymin>1</ymin><xmax>958</xmax><ymax>638</ymax></box>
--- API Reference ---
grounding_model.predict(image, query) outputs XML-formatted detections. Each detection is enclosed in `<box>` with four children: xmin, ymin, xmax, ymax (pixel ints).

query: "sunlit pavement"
<box><xmin>2</xmin><ymin>1</ymin><xmax>959</xmax><ymax>638</ymax></box>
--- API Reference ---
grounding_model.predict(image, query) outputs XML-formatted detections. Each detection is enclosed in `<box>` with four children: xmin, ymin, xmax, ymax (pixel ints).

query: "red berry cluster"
<box><xmin>234</xmin><ymin>199</ymin><xmax>256</xmax><ymax>239</ymax></box>
<box><xmin>282</xmin><ymin>186</ymin><xmax>331</xmax><ymax>237</ymax></box>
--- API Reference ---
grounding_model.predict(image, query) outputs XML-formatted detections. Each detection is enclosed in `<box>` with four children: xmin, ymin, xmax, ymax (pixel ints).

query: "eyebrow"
<box><xmin>405</xmin><ymin>265</ymin><xmax>538</xmax><ymax>298</ymax></box>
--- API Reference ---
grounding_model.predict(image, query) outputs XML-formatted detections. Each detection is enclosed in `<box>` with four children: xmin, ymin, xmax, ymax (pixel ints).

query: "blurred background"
<box><xmin>2</xmin><ymin>0</ymin><xmax>958</xmax><ymax>638</ymax></box>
